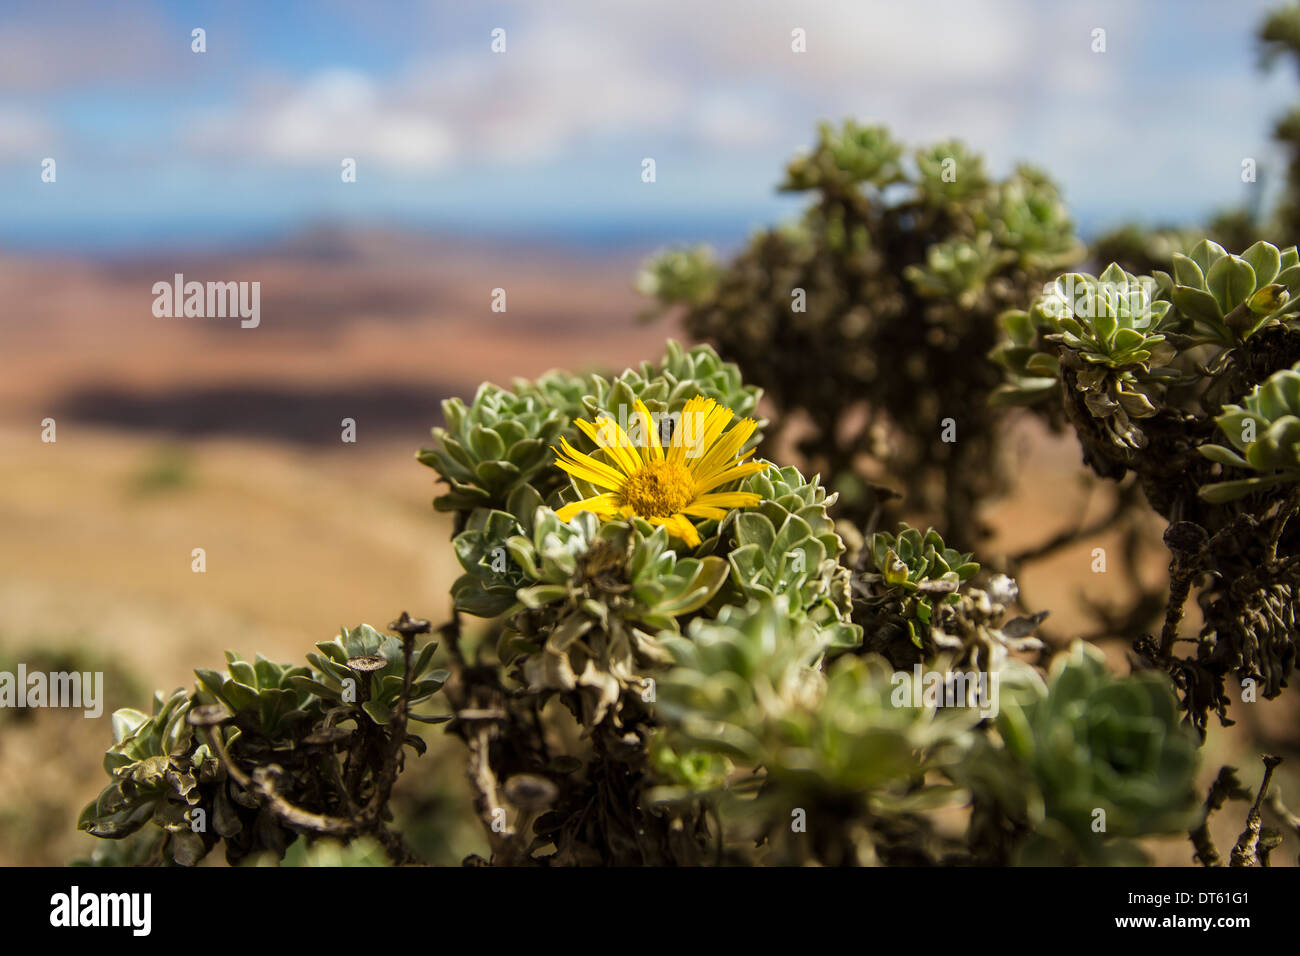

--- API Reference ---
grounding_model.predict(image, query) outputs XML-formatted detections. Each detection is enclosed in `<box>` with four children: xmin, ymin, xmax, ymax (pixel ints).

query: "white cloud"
<box><xmin>176</xmin><ymin>0</ymin><xmax>1296</xmax><ymax>227</ymax></box>
<box><xmin>189</xmin><ymin>69</ymin><xmax>455</xmax><ymax>169</ymax></box>
<box><xmin>187</xmin><ymin>22</ymin><xmax>694</xmax><ymax>171</ymax></box>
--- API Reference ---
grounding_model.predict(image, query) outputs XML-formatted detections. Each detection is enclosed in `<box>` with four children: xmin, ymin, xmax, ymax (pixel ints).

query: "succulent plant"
<box><xmin>985</xmin><ymin>165</ymin><xmax>1084</xmax><ymax>271</ymax></box>
<box><xmin>862</xmin><ymin>525</ymin><xmax>979</xmax><ymax>647</ymax></box>
<box><xmin>78</xmin><ymin>688</ymin><xmax>201</xmax><ymax>842</ymax></box>
<box><xmin>635</xmin><ymin>246</ymin><xmax>720</xmax><ymax>313</ymax></box>
<box><xmin>653</xmin><ymin>596</ymin><xmax>979</xmax><ymax>865</ymax></box>
<box><xmin>1156</xmin><ymin>239</ymin><xmax>1300</xmax><ymax>347</ymax></box>
<box><xmin>420</xmin><ymin>343</ymin><xmax>761</xmax><ymax>521</ymax></box>
<box><xmin>81</xmin><ymin>617</ymin><xmax>448</xmax><ymax>866</ymax></box>
<box><xmin>449</xmin><ymin>486</ymin><xmax>540</xmax><ymax>617</ymax></box>
<box><xmin>508</xmin><ymin>510</ymin><xmax>728</xmax><ymax>630</ymax></box>
<box><xmin>642</xmin><ymin>124</ymin><xmax>1080</xmax><ymax>543</ymax></box>
<box><xmin>301</xmin><ymin>624</ymin><xmax>448</xmax><ymax>726</ymax></box>
<box><xmin>492</xmin><ymin>509</ymin><xmax>728</xmax><ymax>726</ymax></box>
<box><xmin>418</xmin><ymin>383</ymin><xmax>568</xmax><ymax>512</ymax></box>
<box><xmin>717</xmin><ymin>463</ymin><xmax>859</xmax><ymax>646</ymax></box>
<box><xmin>1199</xmin><ymin>360</ymin><xmax>1300</xmax><ymax>501</ymax></box>
<box><xmin>992</xmin><ymin>264</ymin><xmax>1176</xmax><ymax>398</ymax></box>
<box><xmin>780</xmin><ymin>120</ymin><xmax>904</xmax><ymax>192</ymax></box>
<box><xmin>988</xmin><ymin>304</ymin><xmax>1062</xmax><ymax>407</ymax></box>
<box><xmin>514</xmin><ymin>369</ymin><xmax>609</xmax><ymax>434</ymax></box>
<box><xmin>1040</xmin><ymin>264</ymin><xmax>1176</xmax><ymax>370</ymax></box>
<box><xmin>914</xmin><ymin>139</ymin><xmax>988</xmax><ymax>206</ymax></box>
<box><xmin>997</xmin><ymin>642</ymin><xmax>1200</xmax><ymax>864</ymax></box>
<box><xmin>584</xmin><ymin>340</ymin><xmax>763</xmax><ymax>427</ymax></box>
<box><xmin>78</xmin><ymin>681</ymin><xmax>302</xmax><ymax>866</ymax></box>
<box><xmin>194</xmin><ymin>652</ymin><xmax>316</xmax><ymax>740</ymax></box>
<box><xmin>995</xmin><ymin>263</ymin><xmax>1180</xmax><ymax>449</ymax></box>
<box><xmin>904</xmin><ymin>233</ymin><xmax>1012</xmax><ymax>308</ymax></box>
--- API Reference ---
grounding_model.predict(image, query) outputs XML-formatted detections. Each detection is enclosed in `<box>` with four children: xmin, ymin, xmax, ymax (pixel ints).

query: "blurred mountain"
<box><xmin>0</xmin><ymin>226</ymin><xmax>668</xmax><ymax>443</ymax></box>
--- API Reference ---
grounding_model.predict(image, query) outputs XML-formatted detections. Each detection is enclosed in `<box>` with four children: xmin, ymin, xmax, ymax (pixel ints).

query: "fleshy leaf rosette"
<box><xmin>418</xmin><ymin>383</ymin><xmax>567</xmax><ymax>512</ymax></box>
<box><xmin>904</xmin><ymin>233</ymin><xmax>1013</xmax><ymax>308</ymax></box>
<box><xmin>863</xmin><ymin>525</ymin><xmax>979</xmax><ymax>647</ymax></box>
<box><xmin>984</xmin><ymin>164</ymin><xmax>1083</xmax><ymax>272</ymax></box>
<box><xmin>997</xmin><ymin>642</ymin><xmax>1200</xmax><ymax>864</ymax></box>
<box><xmin>420</xmin><ymin>343</ymin><xmax>762</xmax><ymax>516</ymax></box>
<box><xmin>486</xmin><ymin>508</ymin><xmax>729</xmax><ymax>727</ymax></box>
<box><xmin>720</xmin><ymin>464</ymin><xmax>861</xmax><ymax>648</ymax></box>
<box><xmin>780</xmin><ymin>120</ymin><xmax>905</xmax><ymax>192</ymax></box>
<box><xmin>635</xmin><ymin>246</ymin><xmax>720</xmax><ymax>315</ymax></box>
<box><xmin>1156</xmin><ymin>238</ymin><xmax>1300</xmax><ymax>346</ymax></box>
<box><xmin>654</xmin><ymin>597</ymin><xmax>977</xmax><ymax>800</ymax></box>
<box><xmin>995</xmin><ymin>263</ymin><xmax>1179</xmax><ymax>448</ymax></box>
<box><xmin>1199</xmin><ymin>360</ymin><xmax>1300</xmax><ymax>501</ymax></box>
<box><xmin>80</xmin><ymin>622</ymin><xmax>449</xmax><ymax>866</ymax></box>
<box><xmin>77</xmin><ymin>689</ymin><xmax>202</xmax><ymax>845</ymax></box>
<box><xmin>914</xmin><ymin>139</ymin><xmax>989</xmax><ymax>206</ymax></box>
<box><xmin>300</xmin><ymin>625</ymin><xmax>448</xmax><ymax>726</ymax></box>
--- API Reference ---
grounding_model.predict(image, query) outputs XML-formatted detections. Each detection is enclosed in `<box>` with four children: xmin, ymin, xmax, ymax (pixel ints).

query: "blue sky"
<box><xmin>1</xmin><ymin>0</ymin><xmax>1296</xmax><ymax>252</ymax></box>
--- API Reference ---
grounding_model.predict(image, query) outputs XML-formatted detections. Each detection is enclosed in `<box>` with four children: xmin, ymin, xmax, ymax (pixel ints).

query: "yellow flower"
<box><xmin>552</xmin><ymin>395</ymin><xmax>766</xmax><ymax>547</ymax></box>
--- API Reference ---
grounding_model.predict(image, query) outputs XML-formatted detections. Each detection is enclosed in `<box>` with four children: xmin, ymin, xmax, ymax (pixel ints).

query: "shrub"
<box><xmin>990</xmin><ymin>238</ymin><xmax>1300</xmax><ymax>734</ymax></box>
<box><xmin>639</xmin><ymin>122</ymin><xmax>1082</xmax><ymax>543</ymax></box>
<box><xmin>77</xmin><ymin>334</ymin><xmax>1292</xmax><ymax>866</ymax></box>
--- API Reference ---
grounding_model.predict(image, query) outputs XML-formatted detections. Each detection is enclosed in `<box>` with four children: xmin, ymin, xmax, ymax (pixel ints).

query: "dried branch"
<box><xmin>1189</xmin><ymin>765</ymin><xmax>1251</xmax><ymax>867</ymax></box>
<box><xmin>1229</xmin><ymin>755</ymin><xmax>1283</xmax><ymax>867</ymax></box>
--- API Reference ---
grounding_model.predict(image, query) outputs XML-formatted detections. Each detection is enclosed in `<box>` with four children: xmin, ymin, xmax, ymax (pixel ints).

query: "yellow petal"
<box><xmin>693</xmin><ymin>459</ymin><xmax>768</xmax><ymax>495</ymax></box>
<box><xmin>556</xmin><ymin>494</ymin><xmax>622</xmax><ymax>522</ymax></box>
<box><xmin>652</xmin><ymin>512</ymin><xmax>701</xmax><ymax>547</ymax></box>
<box><xmin>555</xmin><ymin>438</ymin><xmax>627</xmax><ymax>491</ymax></box>
<box><xmin>691</xmin><ymin>417</ymin><xmax>758</xmax><ymax>481</ymax></box>
<box><xmin>682</xmin><ymin>503</ymin><xmax>728</xmax><ymax>520</ymax></box>
<box><xmin>575</xmin><ymin>417</ymin><xmax>641</xmax><ymax>476</ymax></box>
<box><xmin>691</xmin><ymin>490</ymin><xmax>762</xmax><ymax>510</ymax></box>
<box><xmin>632</xmin><ymin>399</ymin><xmax>664</xmax><ymax>464</ymax></box>
<box><xmin>668</xmin><ymin>395</ymin><xmax>715</xmax><ymax>465</ymax></box>
<box><xmin>681</xmin><ymin>398</ymin><xmax>733</xmax><ymax>467</ymax></box>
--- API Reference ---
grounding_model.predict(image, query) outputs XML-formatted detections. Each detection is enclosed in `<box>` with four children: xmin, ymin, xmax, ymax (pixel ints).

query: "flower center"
<box><xmin>619</xmin><ymin>459</ymin><xmax>695</xmax><ymax>518</ymax></box>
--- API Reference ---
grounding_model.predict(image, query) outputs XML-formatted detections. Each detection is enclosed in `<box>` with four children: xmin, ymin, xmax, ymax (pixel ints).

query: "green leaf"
<box><xmin>1197</xmin><ymin>444</ymin><xmax>1249</xmax><ymax>468</ymax></box>
<box><xmin>1243</xmin><ymin>241</ymin><xmax>1281</xmax><ymax>287</ymax></box>
<box><xmin>1171</xmin><ymin>253</ymin><xmax>1204</xmax><ymax>289</ymax></box>
<box><xmin>361</xmin><ymin>699</ymin><xmax>395</xmax><ymax>725</ymax></box>
<box><xmin>1275</xmin><ymin>264</ymin><xmax>1300</xmax><ymax>292</ymax></box>
<box><xmin>1189</xmin><ymin>238</ymin><xmax>1227</xmax><ymax>274</ymax></box>
<box><xmin>1111</xmin><ymin>327</ymin><xmax>1146</xmax><ymax>353</ymax></box>
<box><xmin>407</xmin><ymin>712</ymin><xmax>452</xmax><ymax>724</ymax></box>
<box><xmin>1025</xmin><ymin>353</ymin><xmax>1059</xmax><ymax>376</ymax></box>
<box><xmin>1205</xmin><ymin>255</ymin><xmax>1256</xmax><ymax>313</ymax></box>
<box><xmin>468</xmin><ymin>425</ymin><xmax>506</xmax><ymax>461</ymax></box>
<box><xmin>733</xmin><ymin>512</ymin><xmax>776</xmax><ymax>551</ymax></box>
<box><xmin>1171</xmin><ymin>286</ymin><xmax>1223</xmax><ymax>324</ymax></box>
<box><xmin>518</xmin><ymin>584</ymin><xmax>569</xmax><ymax>609</ymax></box>
<box><xmin>1001</xmin><ymin>309</ymin><xmax>1036</xmax><ymax>344</ymax></box>
<box><xmin>1198</xmin><ymin>476</ymin><xmax>1282</xmax><ymax>502</ymax></box>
